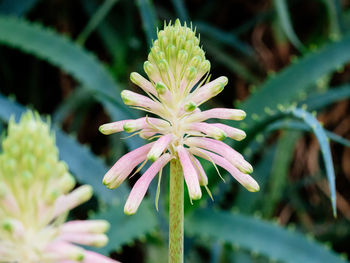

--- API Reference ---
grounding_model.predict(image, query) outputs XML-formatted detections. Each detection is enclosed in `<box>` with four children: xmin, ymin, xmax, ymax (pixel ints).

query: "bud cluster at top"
<box><xmin>144</xmin><ymin>19</ymin><xmax>210</xmax><ymax>95</ymax></box>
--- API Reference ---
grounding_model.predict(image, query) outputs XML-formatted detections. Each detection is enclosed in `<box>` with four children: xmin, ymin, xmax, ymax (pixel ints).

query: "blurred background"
<box><xmin>0</xmin><ymin>0</ymin><xmax>350</xmax><ymax>262</ymax></box>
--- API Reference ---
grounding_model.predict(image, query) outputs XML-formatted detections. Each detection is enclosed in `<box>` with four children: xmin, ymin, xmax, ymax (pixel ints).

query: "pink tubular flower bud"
<box><xmin>186</xmin><ymin>108</ymin><xmax>246</xmax><ymax>123</ymax></box>
<box><xmin>190</xmin><ymin>76</ymin><xmax>228</xmax><ymax>106</ymax></box>
<box><xmin>147</xmin><ymin>134</ymin><xmax>173</xmax><ymax>161</ymax></box>
<box><xmin>130</xmin><ymin>72</ymin><xmax>157</xmax><ymax>96</ymax></box>
<box><xmin>124</xmin><ymin>153</ymin><xmax>172</xmax><ymax>215</ymax></box>
<box><xmin>59</xmin><ymin>233</ymin><xmax>108</xmax><ymax>247</ymax></box>
<box><xmin>123</xmin><ymin>117</ymin><xmax>170</xmax><ymax>133</ymax></box>
<box><xmin>190</xmin><ymin>147</ymin><xmax>259</xmax><ymax>192</ymax></box>
<box><xmin>99</xmin><ymin>120</ymin><xmax>130</xmax><ymax>135</ymax></box>
<box><xmin>211</xmin><ymin>123</ymin><xmax>246</xmax><ymax>141</ymax></box>
<box><xmin>185</xmin><ymin>137</ymin><xmax>253</xmax><ymax>173</ymax></box>
<box><xmin>177</xmin><ymin>145</ymin><xmax>202</xmax><ymax>200</ymax></box>
<box><xmin>189</xmin><ymin>122</ymin><xmax>227</xmax><ymax>140</ymax></box>
<box><xmin>103</xmin><ymin>143</ymin><xmax>154</xmax><ymax>189</ymax></box>
<box><xmin>45</xmin><ymin>242</ymin><xmax>85</xmax><ymax>261</ymax></box>
<box><xmin>61</xmin><ymin>220</ymin><xmax>110</xmax><ymax>234</ymax></box>
<box><xmin>121</xmin><ymin>90</ymin><xmax>163</xmax><ymax>113</ymax></box>
<box><xmin>192</xmin><ymin>157</ymin><xmax>208</xmax><ymax>186</ymax></box>
<box><xmin>53</xmin><ymin>185</ymin><xmax>93</xmax><ymax>218</ymax></box>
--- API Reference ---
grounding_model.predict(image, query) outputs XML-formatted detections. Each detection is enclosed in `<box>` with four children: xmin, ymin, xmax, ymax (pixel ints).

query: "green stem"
<box><xmin>169</xmin><ymin>158</ymin><xmax>184</xmax><ymax>263</ymax></box>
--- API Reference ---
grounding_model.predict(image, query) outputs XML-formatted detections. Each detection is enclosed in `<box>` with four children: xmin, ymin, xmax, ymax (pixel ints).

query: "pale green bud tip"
<box><xmin>76</xmin><ymin>253</ymin><xmax>85</xmax><ymax>261</ymax></box>
<box><xmin>124</xmin><ymin>206</ymin><xmax>137</xmax><ymax>215</ymax></box>
<box><xmin>130</xmin><ymin>72</ymin><xmax>141</xmax><ymax>85</ymax></box>
<box><xmin>147</xmin><ymin>154</ymin><xmax>157</xmax><ymax>162</ymax></box>
<box><xmin>98</xmin><ymin>124</ymin><xmax>109</xmax><ymax>135</ymax></box>
<box><xmin>245</xmin><ymin>182</ymin><xmax>260</xmax><ymax>192</ymax></box>
<box><xmin>236</xmin><ymin>110</ymin><xmax>246</xmax><ymax>120</ymax></box>
<box><xmin>186</xmin><ymin>66</ymin><xmax>197</xmax><ymax>80</ymax></box>
<box><xmin>93</xmin><ymin>236</ymin><xmax>109</xmax><ymax>247</ymax></box>
<box><xmin>155</xmin><ymin>82</ymin><xmax>167</xmax><ymax>94</ymax></box>
<box><xmin>184</xmin><ymin>101</ymin><xmax>197</xmax><ymax>112</ymax></box>
<box><xmin>123</xmin><ymin>123</ymin><xmax>134</xmax><ymax>133</ymax></box>
<box><xmin>215</xmin><ymin>131</ymin><xmax>226</xmax><ymax>141</ymax></box>
<box><xmin>79</xmin><ymin>185</ymin><xmax>93</xmax><ymax>202</ymax></box>
<box><xmin>235</xmin><ymin>131</ymin><xmax>246</xmax><ymax>141</ymax></box>
<box><xmin>201</xmin><ymin>60</ymin><xmax>211</xmax><ymax>72</ymax></box>
<box><xmin>242</xmin><ymin>163</ymin><xmax>254</xmax><ymax>174</ymax></box>
<box><xmin>190</xmin><ymin>191</ymin><xmax>202</xmax><ymax>200</ymax></box>
<box><xmin>2</xmin><ymin>220</ymin><xmax>13</xmax><ymax>232</ymax></box>
<box><xmin>121</xmin><ymin>90</ymin><xmax>131</xmax><ymax>105</ymax></box>
<box><xmin>143</xmin><ymin>61</ymin><xmax>156</xmax><ymax>76</ymax></box>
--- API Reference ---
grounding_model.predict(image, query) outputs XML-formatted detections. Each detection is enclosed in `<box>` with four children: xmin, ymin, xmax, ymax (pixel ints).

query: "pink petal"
<box><xmin>45</xmin><ymin>241</ymin><xmax>85</xmax><ymax>261</ymax></box>
<box><xmin>53</xmin><ymin>185</ymin><xmax>93</xmax><ymax>218</ymax></box>
<box><xmin>192</xmin><ymin>156</ymin><xmax>208</xmax><ymax>186</ymax></box>
<box><xmin>155</xmin><ymin>82</ymin><xmax>173</xmax><ymax>102</ymax></box>
<box><xmin>61</xmin><ymin>220</ymin><xmax>109</xmax><ymax>234</ymax></box>
<box><xmin>190</xmin><ymin>76</ymin><xmax>227</xmax><ymax>106</ymax></box>
<box><xmin>130</xmin><ymin>72</ymin><xmax>157</xmax><ymax>96</ymax></box>
<box><xmin>103</xmin><ymin>143</ymin><xmax>154</xmax><ymax>189</ymax></box>
<box><xmin>147</xmin><ymin>134</ymin><xmax>173</xmax><ymax>161</ymax></box>
<box><xmin>121</xmin><ymin>90</ymin><xmax>163</xmax><ymax>114</ymax></box>
<box><xmin>190</xmin><ymin>147</ymin><xmax>259</xmax><ymax>192</ymax></box>
<box><xmin>124</xmin><ymin>153</ymin><xmax>172</xmax><ymax>215</ymax></box>
<box><xmin>177</xmin><ymin>145</ymin><xmax>202</xmax><ymax>200</ymax></box>
<box><xmin>186</xmin><ymin>108</ymin><xmax>246</xmax><ymax>123</ymax></box>
<box><xmin>123</xmin><ymin>117</ymin><xmax>170</xmax><ymax>133</ymax></box>
<box><xmin>185</xmin><ymin>137</ymin><xmax>253</xmax><ymax>173</ymax></box>
<box><xmin>140</xmin><ymin>129</ymin><xmax>157</xmax><ymax>139</ymax></box>
<box><xmin>189</xmin><ymin>122</ymin><xmax>226</xmax><ymax>140</ymax></box>
<box><xmin>58</xmin><ymin>233</ymin><xmax>108</xmax><ymax>247</ymax></box>
<box><xmin>144</xmin><ymin>61</ymin><xmax>162</xmax><ymax>84</ymax></box>
<box><xmin>99</xmin><ymin>120</ymin><xmax>130</xmax><ymax>135</ymax></box>
<box><xmin>212</xmin><ymin>123</ymin><xmax>246</xmax><ymax>141</ymax></box>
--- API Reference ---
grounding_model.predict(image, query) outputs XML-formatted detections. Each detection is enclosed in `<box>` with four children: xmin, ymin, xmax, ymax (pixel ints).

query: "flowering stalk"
<box><xmin>169</xmin><ymin>158</ymin><xmax>184</xmax><ymax>263</ymax></box>
<box><xmin>0</xmin><ymin>112</ymin><xmax>118</xmax><ymax>263</ymax></box>
<box><xmin>100</xmin><ymin>19</ymin><xmax>259</xmax><ymax>262</ymax></box>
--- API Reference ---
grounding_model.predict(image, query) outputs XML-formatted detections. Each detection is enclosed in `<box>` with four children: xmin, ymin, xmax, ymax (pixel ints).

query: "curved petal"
<box><xmin>190</xmin><ymin>147</ymin><xmax>259</xmax><ymax>192</ymax></box>
<box><xmin>103</xmin><ymin>143</ymin><xmax>154</xmax><ymax>189</ymax></box>
<box><xmin>186</xmin><ymin>108</ymin><xmax>246</xmax><ymax>123</ymax></box>
<box><xmin>188</xmin><ymin>122</ymin><xmax>226</xmax><ymax>140</ymax></box>
<box><xmin>185</xmin><ymin>137</ymin><xmax>253</xmax><ymax>173</ymax></box>
<box><xmin>177</xmin><ymin>145</ymin><xmax>202</xmax><ymax>200</ymax></box>
<box><xmin>211</xmin><ymin>123</ymin><xmax>246</xmax><ymax>141</ymax></box>
<box><xmin>147</xmin><ymin>134</ymin><xmax>173</xmax><ymax>161</ymax></box>
<box><xmin>124</xmin><ymin>153</ymin><xmax>172</xmax><ymax>215</ymax></box>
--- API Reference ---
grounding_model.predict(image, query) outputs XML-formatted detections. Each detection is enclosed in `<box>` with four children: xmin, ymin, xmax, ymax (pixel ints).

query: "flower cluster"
<box><xmin>0</xmin><ymin>112</ymin><xmax>118</xmax><ymax>263</ymax></box>
<box><xmin>100</xmin><ymin>19</ymin><xmax>259</xmax><ymax>215</ymax></box>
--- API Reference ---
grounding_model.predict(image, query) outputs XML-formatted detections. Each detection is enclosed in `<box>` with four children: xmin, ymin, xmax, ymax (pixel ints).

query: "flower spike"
<box><xmin>100</xmin><ymin>19</ymin><xmax>258</xmax><ymax>214</ymax></box>
<box><xmin>0</xmin><ymin>111</ymin><xmax>119</xmax><ymax>263</ymax></box>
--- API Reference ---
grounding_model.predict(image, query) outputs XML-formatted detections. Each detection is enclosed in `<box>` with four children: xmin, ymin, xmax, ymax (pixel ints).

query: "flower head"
<box><xmin>0</xmin><ymin>111</ymin><xmax>118</xmax><ymax>263</ymax></box>
<box><xmin>100</xmin><ymin>19</ymin><xmax>259</xmax><ymax>215</ymax></box>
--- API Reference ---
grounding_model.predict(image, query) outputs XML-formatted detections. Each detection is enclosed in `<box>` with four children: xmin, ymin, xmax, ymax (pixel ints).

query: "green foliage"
<box><xmin>241</xmin><ymin>34</ymin><xmax>350</xmax><ymax>132</ymax></box>
<box><xmin>274</xmin><ymin>0</ymin><xmax>305</xmax><ymax>51</ymax></box>
<box><xmin>136</xmin><ymin>0</ymin><xmax>158</xmax><ymax>46</ymax></box>
<box><xmin>262</xmin><ymin>131</ymin><xmax>301</xmax><ymax>217</ymax></box>
<box><xmin>186</xmin><ymin>209</ymin><xmax>347</xmax><ymax>263</ymax></box>
<box><xmin>0</xmin><ymin>15</ymin><xmax>135</xmax><ymax>121</ymax></box>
